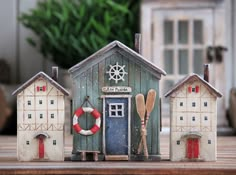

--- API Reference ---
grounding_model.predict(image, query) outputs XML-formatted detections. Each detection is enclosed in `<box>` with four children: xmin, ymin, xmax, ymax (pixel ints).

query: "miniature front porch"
<box><xmin>0</xmin><ymin>134</ymin><xmax>235</xmax><ymax>175</ymax></box>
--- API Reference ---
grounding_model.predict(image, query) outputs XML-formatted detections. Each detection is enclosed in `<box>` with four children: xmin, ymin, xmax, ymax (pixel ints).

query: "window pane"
<box><xmin>164</xmin><ymin>49</ymin><xmax>174</xmax><ymax>74</ymax></box>
<box><xmin>178</xmin><ymin>50</ymin><xmax>188</xmax><ymax>74</ymax></box>
<box><xmin>193</xmin><ymin>49</ymin><xmax>203</xmax><ymax>74</ymax></box>
<box><xmin>164</xmin><ymin>20</ymin><xmax>173</xmax><ymax>44</ymax></box>
<box><xmin>193</xmin><ymin>20</ymin><xmax>203</xmax><ymax>44</ymax></box>
<box><xmin>178</xmin><ymin>21</ymin><xmax>188</xmax><ymax>44</ymax></box>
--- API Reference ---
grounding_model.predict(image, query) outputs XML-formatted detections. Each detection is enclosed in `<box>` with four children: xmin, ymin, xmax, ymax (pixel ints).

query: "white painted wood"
<box><xmin>16</xmin><ymin>76</ymin><xmax>67</xmax><ymax>161</ymax></box>
<box><xmin>168</xmin><ymin>78</ymin><xmax>218</xmax><ymax>161</ymax></box>
<box><xmin>141</xmin><ymin>0</ymin><xmax>229</xmax><ymax>127</ymax></box>
<box><xmin>102</xmin><ymin>86</ymin><xmax>132</xmax><ymax>93</ymax></box>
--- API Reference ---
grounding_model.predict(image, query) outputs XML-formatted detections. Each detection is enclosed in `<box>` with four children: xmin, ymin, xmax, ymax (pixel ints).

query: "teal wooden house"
<box><xmin>68</xmin><ymin>40</ymin><xmax>166</xmax><ymax>161</ymax></box>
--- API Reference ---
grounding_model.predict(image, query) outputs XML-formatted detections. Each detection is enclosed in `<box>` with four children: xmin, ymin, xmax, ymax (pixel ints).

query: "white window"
<box><xmin>28</xmin><ymin>101</ymin><xmax>31</xmax><ymax>105</ymax></box>
<box><xmin>39</xmin><ymin>100</ymin><xmax>42</xmax><ymax>104</ymax></box>
<box><xmin>50</xmin><ymin>100</ymin><xmax>54</xmax><ymax>105</ymax></box>
<box><xmin>204</xmin><ymin>102</ymin><xmax>207</xmax><ymax>107</ymax></box>
<box><xmin>180</xmin><ymin>102</ymin><xmax>183</xmax><ymax>106</ymax></box>
<box><xmin>109</xmin><ymin>103</ymin><xmax>124</xmax><ymax>117</ymax></box>
<box><xmin>180</xmin><ymin>116</ymin><xmax>183</xmax><ymax>120</ymax></box>
<box><xmin>51</xmin><ymin>114</ymin><xmax>54</xmax><ymax>119</ymax></box>
<box><xmin>40</xmin><ymin>114</ymin><xmax>43</xmax><ymax>119</ymax></box>
<box><xmin>28</xmin><ymin>114</ymin><xmax>32</xmax><ymax>119</ymax></box>
<box><xmin>192</xmin><ymin>102</ymin><xmax>196</xmax><ymax>107</ymax></box>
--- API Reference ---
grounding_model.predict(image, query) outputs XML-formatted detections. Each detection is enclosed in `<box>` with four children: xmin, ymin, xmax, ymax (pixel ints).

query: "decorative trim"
<box><xmin>102</xmin><ymin>86</ymin><xmax>132</xmax><ymax>93</ymax></box>
<box><xmin>101</xmin><ymin>95</ymin><xmax>132</xmax><ymax>158</ymax></box>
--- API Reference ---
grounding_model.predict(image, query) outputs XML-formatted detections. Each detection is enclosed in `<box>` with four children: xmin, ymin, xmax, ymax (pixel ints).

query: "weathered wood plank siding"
<box><xmin>71</xmin><ymin>47</ymin><xmax>160</xmax><ymax>155</ymax></box>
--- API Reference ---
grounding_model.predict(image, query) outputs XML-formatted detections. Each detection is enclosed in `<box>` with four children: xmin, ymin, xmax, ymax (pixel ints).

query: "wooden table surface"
<box><xmin>0</xmin><ymin>134</ymin><xmax>236</xmax><ymax>175</ymax></box>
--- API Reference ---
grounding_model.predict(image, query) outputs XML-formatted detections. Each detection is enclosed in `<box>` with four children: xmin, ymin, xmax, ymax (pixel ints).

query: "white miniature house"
<box><xmin>13</xmin><ymin>67</ymin><xmax>69</xmax><ymax>161</ymax></box>
<box><xmin>165</xmin><ymin>65</ymin><xmax>222</xmax><ymax>161</ymax></box>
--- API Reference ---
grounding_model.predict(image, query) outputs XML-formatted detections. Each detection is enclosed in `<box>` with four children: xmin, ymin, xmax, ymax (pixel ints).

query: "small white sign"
<box><xmin>102</xmin><ymin>86</ymin><xmax>132</xmax><ymax>93</ymax></box>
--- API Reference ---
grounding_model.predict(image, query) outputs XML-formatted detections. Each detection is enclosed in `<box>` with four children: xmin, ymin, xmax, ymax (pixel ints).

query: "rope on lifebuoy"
<box><xmin>73</xmin><ymin>107</ymin><xmax>101</xmax><ymax>136</ymax></box>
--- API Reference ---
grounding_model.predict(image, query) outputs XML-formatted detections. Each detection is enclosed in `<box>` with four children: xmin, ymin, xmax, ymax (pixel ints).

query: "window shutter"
<box><xmin>36</xmin><ymin>86</ymin><xmax>40</xmax><ymax>92</ymax></box>
<box><xmin>196</xmin><ymin>85</ymin><xmax>199</xmax><ymax>93</ymax></box>
<box><xmin>43</xmin><ymin>86</ymin><xmax>46</xmax><ymax>91</ymax></box>
<box><xmin>188</xmin><ymin>86</ymin><xmax>192</xmax><ymax>93</ymax></box>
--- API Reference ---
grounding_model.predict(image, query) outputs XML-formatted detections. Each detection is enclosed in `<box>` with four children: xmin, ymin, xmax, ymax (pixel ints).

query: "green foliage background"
<box><xmin>19</xmin><ymin>0</ymin><xmax>140</xmax><ymax>69</ymax></box>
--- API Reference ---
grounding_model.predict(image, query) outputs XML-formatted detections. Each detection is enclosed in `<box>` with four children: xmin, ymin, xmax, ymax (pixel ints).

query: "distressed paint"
<box><xmin>165</xmin><ymin>74</ymin><xmax>222</xmax><ymax>161</ymax></box>
<box><xmin>69</xmin><ymin>41</ymin><xmax>165</xmax><ymax>160</ymax></box>
<box><xmin>13</xmin><ymin>72</ymin><xmax>69</xmax><ymax>161</ymax></box>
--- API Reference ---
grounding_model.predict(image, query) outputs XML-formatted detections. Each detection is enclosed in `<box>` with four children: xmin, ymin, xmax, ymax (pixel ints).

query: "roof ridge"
<box><xmin>164</xmin><ymin>74</ymin><xmax>222</xmax><ymax>97</ymax></box>
<box><xmin>68</xmin><ymin>40</ymin><xmax>166</xmax><ymax>76</ymax></box>
<box><xmin>12</xmin><ymin>71</ymin><xmax>69</xmax><ymax>96</ymax></box>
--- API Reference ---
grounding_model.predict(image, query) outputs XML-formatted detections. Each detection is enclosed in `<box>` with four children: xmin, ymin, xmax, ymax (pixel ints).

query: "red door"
<box><xmin>38</xmin><ymin>136</ymin><xmax>44</xmax><ymax>159</ymax></box>
<box><xmin>187</xmin><ymin>138</ymin><xmax>199</xmax><ymax>159</ymax></box>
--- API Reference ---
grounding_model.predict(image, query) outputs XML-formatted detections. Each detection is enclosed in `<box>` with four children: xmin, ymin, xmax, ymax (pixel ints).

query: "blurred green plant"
<box><xmin>18</xmin><ymin>0</ymin><xmax>140</xmax><ymax>69</ymax></box>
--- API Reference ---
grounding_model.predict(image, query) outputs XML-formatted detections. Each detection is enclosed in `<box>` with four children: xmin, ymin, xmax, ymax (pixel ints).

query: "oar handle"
<box><xmin>141</xmin><ymin>129</ymin><xmax>148</xmax><ymax>158</ymax></box>
<box><xmin>145</xmin><ymin>112</ymin><xmax>150</xmax><ymax>126</ymax></box>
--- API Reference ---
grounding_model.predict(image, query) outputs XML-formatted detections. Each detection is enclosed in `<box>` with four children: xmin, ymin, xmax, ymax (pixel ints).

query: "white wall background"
<box><xmin>0</xmin><ymin>0</ymin><xmax>55</xmax><ymax>84</ymax></box>
<box><xmin>0</xmin><ymin>0</ymin><xmax>236</xmax><ymax>109</ymax></box>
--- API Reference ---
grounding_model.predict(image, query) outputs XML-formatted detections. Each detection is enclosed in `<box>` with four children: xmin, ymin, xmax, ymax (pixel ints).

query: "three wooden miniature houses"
<box><xmin>165</xmin><ymin>65</ymin><xmax>222</xmax><ymax>161</ymax></box>
<box><xmin>13</xmin><ymin>67</ymin><xmax>69</xmax><ymax>161</ymax></box>
<box><xmin>69</xmin><ymin>40</ymin><xmax>166</xmax><ymax>161</ymax></box>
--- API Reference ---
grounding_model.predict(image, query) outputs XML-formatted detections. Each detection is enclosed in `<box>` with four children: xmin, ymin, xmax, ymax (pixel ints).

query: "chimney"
<box><xmin>203</xmin><ymin>64</ymin><xmax>209</xmax><ymax>82</ymax></box>
<box><xmin>134</xmin><ymin>33</ymin><xmax>142</xmax><ymax>54</ymax></box>
<box><xmin>52</xmin><ymin>66</ymin><xmax>58</xmax><ymax>82</ymax></box>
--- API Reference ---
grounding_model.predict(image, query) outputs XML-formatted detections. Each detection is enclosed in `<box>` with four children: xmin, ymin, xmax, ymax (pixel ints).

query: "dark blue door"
<box><xmin>105</xmin><ymin>98</ymin><xmax>128</xmax><ymax>155</ymax></box>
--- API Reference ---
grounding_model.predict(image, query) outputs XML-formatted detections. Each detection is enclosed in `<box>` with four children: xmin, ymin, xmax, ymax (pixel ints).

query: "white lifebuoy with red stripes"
<box><xmin>73</xmin><ymin>107</ymin><xmax>101</xmax><ymax>136</ymax></box>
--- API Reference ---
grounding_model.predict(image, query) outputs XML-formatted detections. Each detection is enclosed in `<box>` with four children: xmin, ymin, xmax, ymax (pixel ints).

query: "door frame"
<box><xmin>101</xmin><ymin>95</ymin><xmax>132</xmax><ymax>157</ymax></box>
<box><xmin>141</xmin><ymin>0</ymin><xmax>227</xmax><ymax>123</ymax></box>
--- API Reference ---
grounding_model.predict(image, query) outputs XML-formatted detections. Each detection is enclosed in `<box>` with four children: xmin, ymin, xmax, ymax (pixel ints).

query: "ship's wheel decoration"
<box><xmin>106</xmin><ymin>62</ymin><xmax>128</xmax><ymax>84</ymax></box>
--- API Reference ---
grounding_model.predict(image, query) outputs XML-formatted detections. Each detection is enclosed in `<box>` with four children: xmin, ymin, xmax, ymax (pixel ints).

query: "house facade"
<box><xmin>69</xmin><ymin>40</ymin><xmax>166</xmax><ymax>161</ymax></box>
<box><xmin>141</xmin><ymin>0</ymin><xmax>235</xmax><ymax>128</ymax></box>
<box><xmin>165</xmin><ymin>74</ymin><xmax>222</xmax><ymax>161</ymax></box>
<box><xmin>13</xmin><ymin>71</ymin><xmax>69</xmax><ymax>161</ymax></box>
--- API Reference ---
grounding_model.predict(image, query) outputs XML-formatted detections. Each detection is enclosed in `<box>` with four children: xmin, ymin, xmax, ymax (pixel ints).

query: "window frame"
<box><xmin>109</xmin><ymin>103</ymin><xmax>124</xmax><ymax>117</ymax></box>
<box><xmin>53</xmin><ymin>140</ymin><xmax>56</xmax><ymax>145</ymax></box>
<box><xmin>28</xmin><ymin>114</ymin><xmax>32</xmax><ymax>119</ymax></box>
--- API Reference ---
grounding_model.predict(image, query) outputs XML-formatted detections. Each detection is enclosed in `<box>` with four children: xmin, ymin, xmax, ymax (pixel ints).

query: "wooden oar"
<box><xmin>135</xmin><ymin>94</ymin><xmax>148</xmax><ymax>158</ymax></box>
<box><xmin>137</xmin><ymin>89</ymin><xmax>157</xmax><ymax>157</ymax></box>
<box><xmin>145</xmin><ymin>89</ymin><xmax>157</xmax><ymax>126</ymax></box>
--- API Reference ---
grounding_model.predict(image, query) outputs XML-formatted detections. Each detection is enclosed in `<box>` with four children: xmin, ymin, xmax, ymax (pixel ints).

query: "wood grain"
<box><xmin>0</xmin><ymin>134</ymin><xmax>235</xmax><ymax>174</ymax></box>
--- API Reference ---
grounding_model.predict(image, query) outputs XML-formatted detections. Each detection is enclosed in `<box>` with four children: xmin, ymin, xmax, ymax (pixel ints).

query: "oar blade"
<box><xmin>135</xmin><ymin>94</ymin><xmax>146</xmax><ymax>119</ymax></box>
<box><xmin>146</xmin><ymin>89</ymin><xmax>157</xmax><ymax>114</ymax></box>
